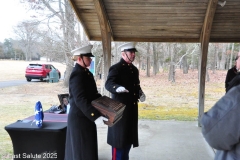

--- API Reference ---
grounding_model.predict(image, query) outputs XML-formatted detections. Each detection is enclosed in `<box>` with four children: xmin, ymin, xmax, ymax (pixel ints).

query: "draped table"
<box><xmin>5</xmin><ymin>113</ymin><xmax>68</xmax><ymax>160</ymax></box>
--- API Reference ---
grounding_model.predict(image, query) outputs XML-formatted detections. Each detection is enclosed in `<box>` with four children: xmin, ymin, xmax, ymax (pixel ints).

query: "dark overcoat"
<box><xmin>65</xmin><ymin>63</ymin><xmax>101</xmax><ymax>160</ymax></box>
<box><xmin>225</xmin><ymin>66</ymin><xmax>237</xmax><ymax>91</ymax></box>
<box><xmin>226</xmin><ymin>73</ymin><xmax>240</xmax><ymax>93</ymax></box>
<box><xmin>105</xmin><ymin>58</ymin><xmax>142</xmax><ymax>148</ymax></box>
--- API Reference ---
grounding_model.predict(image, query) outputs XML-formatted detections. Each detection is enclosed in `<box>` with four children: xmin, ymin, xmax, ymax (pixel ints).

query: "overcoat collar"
<box><xmin>120</xmin><ymin>58</ymin><xmax>132</xmax><ymax>66</ymax></box>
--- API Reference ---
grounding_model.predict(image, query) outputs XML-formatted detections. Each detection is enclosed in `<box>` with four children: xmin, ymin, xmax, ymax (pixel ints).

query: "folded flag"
<box><xmin>35</xmin><ymin>101</ymin><xmax>44</xmax><ymax>127</ymax></box>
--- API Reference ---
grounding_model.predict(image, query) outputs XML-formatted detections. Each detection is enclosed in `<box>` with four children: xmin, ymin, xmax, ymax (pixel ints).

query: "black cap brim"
<box><xmin>81</xmin><ymin>53</ymin><xmax>95</xmax><ymax>57</ymax></box>
<box><xmin>123</xmin><ymin>48</ymin><xmax>138</xmax><ymax>52</ymax></box>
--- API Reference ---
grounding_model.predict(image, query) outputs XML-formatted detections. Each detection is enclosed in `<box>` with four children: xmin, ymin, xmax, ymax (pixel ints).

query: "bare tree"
<box><xmin>11</xmin><ymin>40</ymin><xmax>26</xmax><ymax>60</ymax></box>
<box><xmin>146</xmin><ymin>42</ymin><xmax>151</xmax><ymax>77</ymax></box>
<box><xmin>21</xmin><ymin>0</ymin><xmax>82</xmax><ymax>86</ymax></box>
<box><xmin>229</xmin><ymin>43</ymin><xmax>235</xmax><ymax>69</ymax></box>
<box><xmin>219</xmin><ymin>43</ymin><xmax>227</xmax><ymax>70</ymax></box>
<box><xmin>152</xmin><ymin>43</ymin><xmax>159</xmax><ymax>75</ymax></box>
<box><xmin>211</xmin><ymin>44</ymin><xmax>217</xmax><ymax>73</ymax></box>
<box><xmin>179</xmin><ymin>44</ymin><xmax>188</xmax><ymax>74</ymax></box>
<box><xmin>0</xmin><ymin>44</ymin><xmax>4</xmax><ymax>59</ymax></box>
<box><xmin>168</xmin><ymin>43</ymin><xmax>176</xmax><ymax>82</ymax></box>
<box><xmin>111</xmin><ymin>42</ymin><xmax>122</xmax><ymax>65</ymax></box>
<box><xmin>13</xmin><ymin>20</ymin><xmax>40</xmax><ymax>61</ymax></box>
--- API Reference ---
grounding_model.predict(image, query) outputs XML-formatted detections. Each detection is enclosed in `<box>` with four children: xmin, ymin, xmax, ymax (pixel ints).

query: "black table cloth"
<box><xmin>5</xmin><ymin>114</ymin><xmax>67</xmax><ymax>160</ymax></box>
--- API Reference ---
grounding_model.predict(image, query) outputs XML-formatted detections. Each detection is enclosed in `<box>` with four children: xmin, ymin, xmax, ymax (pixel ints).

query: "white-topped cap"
<box><xmin>71</xmin><ymin>45</ymin><xmax>94</xmax><ymax>57</ymax></box>
<box><xmin>118</xmin><ymin>42</ymin><xmax>138</xmax><ymax>52</ymax></box>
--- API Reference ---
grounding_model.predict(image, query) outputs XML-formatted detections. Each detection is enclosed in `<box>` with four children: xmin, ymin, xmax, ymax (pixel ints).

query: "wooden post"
<box><xmin>101</xmin><ymin>32</ymin><xmax>111</xmax><ymax>96</ymax></box>
<box><xmin>93</xmin><ymin>0</ymin><xmax>113</xmax><ymax>96</ymax></box>
<box><xmin>198</xmin><ymin>0</ymin><xmax>218</xmax><ymax>127</ymax></box>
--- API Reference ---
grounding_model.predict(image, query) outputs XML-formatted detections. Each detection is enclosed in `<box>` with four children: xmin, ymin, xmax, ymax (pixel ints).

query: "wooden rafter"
<box><xmin>198</xmin><ymin>0</ymin><xmax>218</xmax><ymax>126</ymax></box>
<box><xmin>93</xmin><ymin>0</ymin><xmax>113</xmax><ymax>41</ymax></box>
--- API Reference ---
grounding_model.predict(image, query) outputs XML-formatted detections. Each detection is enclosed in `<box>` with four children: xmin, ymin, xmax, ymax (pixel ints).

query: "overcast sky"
<box><xmin>0</xmin><ymin>0</ymin><xmax>32</xmax><ymax>43</ymax></box>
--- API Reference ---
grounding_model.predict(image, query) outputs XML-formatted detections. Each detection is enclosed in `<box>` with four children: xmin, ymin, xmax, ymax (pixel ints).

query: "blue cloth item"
<box><xmin>35</xmin><ymin>101</ymin><xmax>44</xmax><ymax>127</ymax></box>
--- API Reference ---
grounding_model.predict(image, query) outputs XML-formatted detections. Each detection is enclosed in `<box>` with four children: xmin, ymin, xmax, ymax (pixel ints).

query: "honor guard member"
<box><xmin>65</xmin><ymin>44</ymin><xmax>108</xmax><ymax>160</ymax></box>
<box><xmin>105</xmin><ymin>42</ymin><xmax>146</xmax><ymax>160</ymax></box>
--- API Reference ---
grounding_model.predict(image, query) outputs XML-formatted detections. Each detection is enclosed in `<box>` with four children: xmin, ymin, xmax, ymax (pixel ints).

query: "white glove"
<box><xmin>94</xmin><ymin>116</ymin><xmax>108</xmax><ymax>125</ymax></box>
<box><xmin>139</xmin><ymin>90</ymin><xmax>146</xmax><ymax>102</ymax></box>
<box><xmin>116</xmin><ymin>86</ymin><xmax>129</xmax><ymax>93</ymax></box>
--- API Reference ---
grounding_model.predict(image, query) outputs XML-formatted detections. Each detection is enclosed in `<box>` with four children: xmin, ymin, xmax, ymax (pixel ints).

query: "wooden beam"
<box><xmin>93</xmin><ymin>0</ymin><xmax>113</xmax><ymax>40</ymax></box>
<box><xmin>68</xmin><ymin>0</ymin><xmax>91</xmax><ymax>40</ymax></box>
<box><xmin>114</xmin><ymin>37</ymin><xmax>200</xmax><ymax>42</ymax></box>
<box><xmin>198</xmin><ymin>0</ymin><xmax>218</xmax><ymax>127</ymax></box>
<box><xmin>210</xmin><ymin>38</ymin><xmax>240</xmax><ymax>42</ymax></box>
<box><xmin>90</xmin><ymin>37</ymin><xmax>200</xmax><ymax>42</ymax></box>
<box><xmin>90</xmin><ymin>36</ymin><xmax>240</xmax><ymax>43</ymax></box>
<box><xmin>93</xmin><ymin>0</ymin><xmax>113</xmax><ymax>96</ymax></box>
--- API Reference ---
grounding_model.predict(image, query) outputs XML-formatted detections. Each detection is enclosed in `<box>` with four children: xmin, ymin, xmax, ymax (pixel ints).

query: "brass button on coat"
<box><xmin>91</xmin><ymin>113</ymin><xmax>94</xmax><ymax>116</ymax></box>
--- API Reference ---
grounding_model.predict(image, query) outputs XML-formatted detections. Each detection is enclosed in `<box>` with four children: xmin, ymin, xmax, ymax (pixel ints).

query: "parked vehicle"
<box><xmin>25</xmin><ymin>64</ymin><xmax>61</xmax><ymax>82</ymax></box>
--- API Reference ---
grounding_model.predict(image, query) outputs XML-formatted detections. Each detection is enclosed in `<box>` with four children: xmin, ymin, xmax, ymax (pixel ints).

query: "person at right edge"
<box><xmin>225</xmin><ymin>56</ymin><xmax>238</xmax><ymax>92</ymax></box>
<box><xmin>201</xmin><ymin>83</ymin><xmax>240</xmax><ymax>159</ymax></box>
<box><xmin>226</xmin><ymin>55</ymin><xmax>240</xmax><ymax>93</ymax></box>
<box><xmin>105</xmin><ymin>42</ymin><xmax>146</xmax><ymax>160</ymax></box>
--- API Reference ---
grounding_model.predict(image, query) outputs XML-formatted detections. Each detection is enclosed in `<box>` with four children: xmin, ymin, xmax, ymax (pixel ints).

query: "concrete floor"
<box><xmin>97</xmin><ymin>120</ymin><xmax>215</xmax><ymax>160</ymax></box>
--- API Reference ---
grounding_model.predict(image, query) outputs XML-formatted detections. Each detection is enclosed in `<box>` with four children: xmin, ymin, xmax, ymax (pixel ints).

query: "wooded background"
<box><xmin>0</xmin><ymin>0</ymin><xmax>239</xmax><ymax>86</ymax></box>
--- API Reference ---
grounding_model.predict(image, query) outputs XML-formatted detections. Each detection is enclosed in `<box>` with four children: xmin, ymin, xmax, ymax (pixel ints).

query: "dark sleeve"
<box><xmin>137</xmin><ymin>69</ymin><xmax>142</xmax><ymax>92</ymax></box>
<box><xmin>226</xmin><ymin>75</ymin><xmax>240</xmax><ymax>93</ymax></box>
<box><xmin>136</xmin><ymin>68</ymin><xmax>143</xmax><ymax>97</ymax></box>
<box><xmin>70</xmin><ymin>71</ymin><xmax>101</xmax><ymax>121</ymax></box>
<box><xmin>105</xmin><ymin>66</ymin><xmax>122</xmax><ymax>94</ymax></box>
<box><xmin>225</xmin><ymin>70</ymin><xmax>231</xmax><ymax>89</ymax></box>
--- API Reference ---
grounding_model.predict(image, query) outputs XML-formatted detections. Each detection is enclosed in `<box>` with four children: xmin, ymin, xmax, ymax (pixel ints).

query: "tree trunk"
<box><xmin>153</xmin><ymin>43</ymin><xmax>158</xmax><ymax>75</ymax></box>
<box><xmin>229</xmin><ymin>43</ymin><xmax>234</xmax><ymax>69</ymax></box>
<box><xmin>64</xmin><ymin>65</ymin><xmax>73</xmax><ymax>85</ymax></box>
<box><xmin>168</xmin><ymin>43</ymin><xmax>175</xmax><ymax>82</ymax></box>
<box><xmin>95</xmin><ymin>57</ymin><xmax>102</xmax><ymax>81</ymax></box>
<box><xmin>138</xmin><ymin>56</ymin><xmax>141</xmax><ymax>71</ymax></box>
<box><xmin>63</xmin><ymin>0</ymin><xmax>76</xmax><ymax>87</ymax></box>
<box><xmin>113</xmin><ymin>42</ymin><xmax>119</xmax><ymax>65</ymax></box>
<box><xmin>219</xmin><ymin>43</ymin><xmax>227</xmax><ymax>70</ymax></box>
<box><xmin>182</xmin><ymin>55</ymin><xmax>188</xmax><ymax>74</ymax></box>
<box><xmin>169</xmin><ymin>62</ymin><xmax>175</xmax><ymax>82</ymax></box>
<box><xmin>191</xmin><ymin>50</ymin><xmax>195</xmax><ymax>71</ymax></box>
<box><xmin>216</xmin><ymin>45</ymin><xmax>220</xmax><ymax>69</ymax></box>
<box><xmin>211</xmin><ymin>45</ymin><xmax>217</xmax><ymax>73</ymax></box>
<box><xmin>146</xmin><ymin>42</ymin><xmax>150</xmax><ymax>77</ymax></box>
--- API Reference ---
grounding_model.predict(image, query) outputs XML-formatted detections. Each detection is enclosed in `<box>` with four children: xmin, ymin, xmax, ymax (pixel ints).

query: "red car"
<box><xmin>25</xmin><ymin>64</ymin><xmax>61</xmax><ymax>82</ymax></box>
